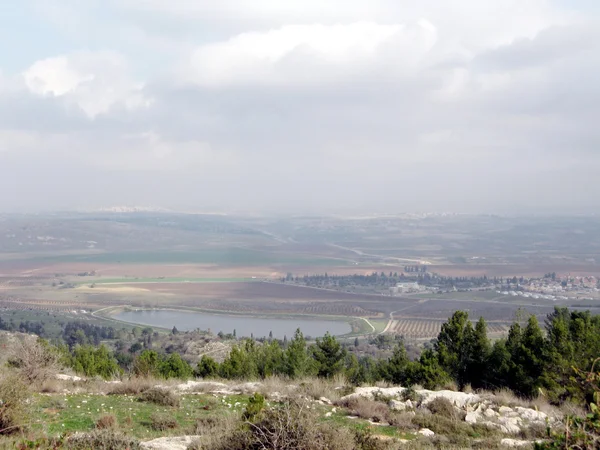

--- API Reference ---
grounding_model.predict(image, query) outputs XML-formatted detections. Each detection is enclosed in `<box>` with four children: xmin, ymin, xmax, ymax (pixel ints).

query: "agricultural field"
<box><xmin>0</xmin><ymin>212</ymin><xmax>599</xmax><ymax>339</ymax></box>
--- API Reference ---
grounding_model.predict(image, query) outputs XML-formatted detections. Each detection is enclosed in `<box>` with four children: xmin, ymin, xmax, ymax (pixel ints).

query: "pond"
<box><xmin>113</xmin><ymin>309</ymin><xmax>351</xmax><ymax>339</ymax></box>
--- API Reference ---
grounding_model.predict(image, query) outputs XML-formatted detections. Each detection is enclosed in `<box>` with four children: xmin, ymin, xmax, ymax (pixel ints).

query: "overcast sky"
<box><xmin>0</xmin><ymin>1</ymin><xmax>598</xmax><ymax>214</ymax></box>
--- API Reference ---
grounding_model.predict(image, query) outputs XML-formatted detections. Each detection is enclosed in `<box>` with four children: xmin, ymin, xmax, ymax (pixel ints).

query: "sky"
<box><xmin>0</xmin><ymin>0</ymin><xmax>598</xmax><ymax>214</ymax></box>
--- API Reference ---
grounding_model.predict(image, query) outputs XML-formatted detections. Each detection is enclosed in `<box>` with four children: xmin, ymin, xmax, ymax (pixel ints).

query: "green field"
<box><xmin>15</xmin><ymin>249</ymin><xmax>351</xmax><ymax>266</ymax></box>
<box><xmin>80</xmin><ymin>277</ymin><xmax>255</xmax><ymax>285</ymax></box>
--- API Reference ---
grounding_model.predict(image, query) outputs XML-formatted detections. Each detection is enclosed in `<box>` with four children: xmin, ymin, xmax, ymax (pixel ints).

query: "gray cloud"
<box><xmin>0</xmin><ymin>2</ymin><xmax>599</xmax><ymax>213</ymax></box>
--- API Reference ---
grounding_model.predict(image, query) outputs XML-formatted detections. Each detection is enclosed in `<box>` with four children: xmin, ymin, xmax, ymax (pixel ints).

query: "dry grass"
<box><xmin>337</xmin><ymin>397</ymin><xmax>391</xmax><ymax>423</ymax></box>
<box><xmin>149</xmin><ymin>413</ymin><xmax>178</xmax><ymax>431</ymax></box>
<box><xmin>297</xmin><ymin>375</ymin><xmax>350</xmax><ymax>402</ymax></box>
<box><xmin>138</xmin><ymin>387</ymin><xmax>180</xmax><ymax>407</ymax></box>
<box><xmin>107</xmin><ymin>378</ymin><xmax>155</xmax><ymax>395</ymax></box>
<box><xmin>203</xmin><ymin>400</ymin><xmax>367</xmax><ymax>450</ymax></box>
<box><xmin>39</xmin><ymin>379</ymin><xmax>65</xmax><ymax>394</ymax></box>
<box><xmin>189</xmin><ymin>413</ymin><xmax>241</xmax><ymax>449</ymax></box>
<box><xmin>489</xmin><ymin>388</ymin><xmax>531</xmax><ymax>408</ymax></box>
<box><xmin>386</xmin><ymin>411</ymin><xmax>419</xmax><ymax>430</ymax></box>
<box><xmin>426</xmin><ymin>397</ymin><xmax>463</xmax><ymax>420</ymax></box>
<box><xmin>95</xmin><ymin>414</ymin><xmax>117</xmax><ymax>430</ymax></box>
<box><xmin>67</xmin><ymin>430</ymin><xmax>140</xmax><ymax>449</ymax></box>
<box><xmin>439</xmin><ymin>380</ymin><xmax>459</xmax><ymax>392</ymax></box>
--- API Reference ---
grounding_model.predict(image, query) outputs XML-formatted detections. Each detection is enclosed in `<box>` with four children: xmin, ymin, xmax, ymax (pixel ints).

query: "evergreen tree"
<box><xmin>195</xmin><ymin>355</ymin><xmax>219</xmax><ymax>378</ymax></box>
<box><xmin>311</xmin><ymin>332</ymin><xmax>346</xmax><ymax>378</ymax></box>
<box><xmin>283</xmin><ymin>329</ymin><xmax>313</xmax><ymax>378</ymax></box>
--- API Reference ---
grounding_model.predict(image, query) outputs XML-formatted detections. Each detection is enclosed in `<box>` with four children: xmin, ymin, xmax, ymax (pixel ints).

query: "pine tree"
<box><xmin>311</xmin><ymin>332</ymin><xmax>346</xmax><ymax>378</ymax></box>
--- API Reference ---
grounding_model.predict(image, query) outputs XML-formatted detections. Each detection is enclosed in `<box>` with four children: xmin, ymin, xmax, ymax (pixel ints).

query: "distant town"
<box><xmin>280</xmin><ymin>270</ymin><xmax>600</xmax><ymax>301</ymax></box>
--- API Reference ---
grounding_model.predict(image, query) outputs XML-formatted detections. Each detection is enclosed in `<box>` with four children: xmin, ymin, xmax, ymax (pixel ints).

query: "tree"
<box><xmin>463</xmin><ymin>317</ymin><xmax>491</xmax><ymax>389</ymax></box>
<box><xmin>311</xmin><ymin>332</ymin><xmax>346</xmax><ymax>378</ymax></box>
<box><xmin>195</xmin><ymin>355</ymin><xmax>219</xmax><ymax>378</ymax></box>
<box><xmin>159</xmin><ymin>352</ymin><xmax>193</xmax><ymax>379</ymax></box>
<box><xmin>283</xmin><ymin>329</ymin><xmax>314</xmax><ymax>378</ymax></box>
<box><xmin>509</xmin><ymin>316</ymin><xmax>545</xmax><ymax>397</ymax></box>
<box><xmin>354</xmin><ymin>337</ymin><xmax>360</xmax><ymax>348</ymax></box>
<box><xmin>71</xmin><ymin>345</ymin><xmax>121</xmax><ymax>379</ymax></box>
<box><xmin>219</xmin><ymin>341</ymin><xmax>258</xmax><ymax>379</ymax></box>
<box><xmin>435</xmin><ymin>310</ymin><xmax>470</xmax><ymax>382</ymax></box>
<box><xmin>171</xmin><ymin>326</ymin><xmax>179</xmax><ymax>335</ymax></box>
<box><xmin>380</xmin><ymin>342</ymin><xmax>410</xmax><ymax>385</ymax></box>
<box><xmin>133</xmin><ymin>350</ymin><xmax>161</xmax><ymax>377</ymax></box>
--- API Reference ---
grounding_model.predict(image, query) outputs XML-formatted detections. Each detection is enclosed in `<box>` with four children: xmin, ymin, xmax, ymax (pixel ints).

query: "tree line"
<box><xmin>50</xmin><ymin>306</ymin><xmax>600</xmax><ymax>405</ymax></box>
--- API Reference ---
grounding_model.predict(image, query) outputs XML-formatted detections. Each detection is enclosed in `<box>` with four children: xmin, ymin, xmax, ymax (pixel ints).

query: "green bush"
<box><xmin>242</xmin><ymin>393</ymin><xmax>265</xmax><ymax>421</ymax></box>
<box><xmin>0</xmin><ymin>374</ymin><xmax>29</xmax><ymax>435</ymax></box>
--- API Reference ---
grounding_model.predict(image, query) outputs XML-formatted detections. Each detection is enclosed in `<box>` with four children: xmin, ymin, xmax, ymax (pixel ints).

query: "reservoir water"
<box><xmin>113</xmin><ymin>309</ymin><xmax>351</xmax><ymax>338</ymax></box>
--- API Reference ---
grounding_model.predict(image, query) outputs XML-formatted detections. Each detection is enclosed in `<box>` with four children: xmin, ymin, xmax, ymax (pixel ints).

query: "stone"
<box><xmin>498</xmin><ymin>417</ymin><xmax>522</xmax><ymax>434</ymax></box>
<box><xmin>56</xmin><ymin>374</ymin><xmax>83</xmax><ymax>381</ymax></box>
<box><xmin>465</xmin><ymin>412</ymin><xmax>480</xmax><ymax>424</ymax></box>
<box><xmin>418</xmin><ymin>428</ymin><xmax>435</xmax><ymax>437</ymax></box>
<box><xmin>499</xmin><ymin>406</ymin><xmax>514</xmax><ymax>414</ymax></box>
<box><xmin>515</xmin><ymin>407</ymin><xmax>548</xmax><ymax>422</ymax></box>
<box><xmin>389</xmin><ymin>400</ymin><xmax>407</xmax><ymax>411</ymax></box>
<box><xmin>319</xmin><ymin>397</ymin><xmax>332</xmax><ymax>405</ymax></box>
<box><xmin>501</xmin><ymin>438</ymin><xmax>533</xmax><ymax>448</ymax></box>
<box><xmin>484</xmin><ymin>408</ymin><xmax>499</xmax><ymax>418</ymax></box>
<box><xmin>419</xmin><ymin>390</ymin><xmax>480</xmax><ymax>408</ymax></box>
<box><xmin>141</xmin><ymin>436</ymin><xmax>201</xmax><ymax>450</ymax></box>
<box><xmin>325</xmin><ymin>412</ymin><xmax>332</xmax><ymax>417</ymax></box>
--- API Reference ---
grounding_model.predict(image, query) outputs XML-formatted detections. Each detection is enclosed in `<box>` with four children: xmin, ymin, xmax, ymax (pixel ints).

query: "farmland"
<box><xmin>1</xmin><ymin>212</ymin><xmax>599</xmax><ymax>339</ymax></box>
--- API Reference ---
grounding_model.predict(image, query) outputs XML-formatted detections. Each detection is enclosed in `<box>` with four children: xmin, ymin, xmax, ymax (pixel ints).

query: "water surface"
<box><xmin>114</xmin><ymin>309</ymin><xmax>351</xmax><ymax>338</ymax></box>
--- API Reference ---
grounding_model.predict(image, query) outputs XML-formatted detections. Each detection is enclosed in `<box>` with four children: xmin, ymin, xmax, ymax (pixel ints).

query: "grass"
<box><xmin>370</xmin><ymin>320</ymin><xmax>389</xmax><ymax>334</ymax></box>
<box><xmin>25</xmin><ymin>390</ymin><xmax>412</xmax><ymax>443</ymax></box>
<box><xmin>28</xmin><ymin>392</ymin><xmax>249</xmax><ymax>439</ymax></box>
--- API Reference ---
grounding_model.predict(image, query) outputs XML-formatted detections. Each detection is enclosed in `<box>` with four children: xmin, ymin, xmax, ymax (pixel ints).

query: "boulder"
<box><xmin>319</xmin><ymin>397</ymin><xmax>332</xmax><ymax>405</ymax></box>
<box><xmin>418</xmin><ymin>428</ymin><xmax>435</xmax><ymax>437</ymax></box>
<box><xmin>499</xmin><ymin>406</ymin><xmax>514</xmax><ymax>414</ymax></box>
<box><xmin>515</xmin><ymin>407</ymin><xmax>548</xmax><ymax>422</ymax></box>
<box><xmin>498</xmin><ymin>417</ymin><xmax>522</xmax><ymax>434</ymax></box>
<box><xmin>465</xmin><ymin>412</ymin><xmax>480</xmax><ymax>424</ymax></box>
<box><xmin>419</xmin><ymin>390</ymin><xmax>480</xmax><ymax>408</ymax></box>
<box><xmin>500</xmin><ymin>438</ymin><xmax>533</xmax><ymax>448</ymax></box>
<box><xmin>389</xmin><ymin>400</ymin><xmax>407</xmax><ymax>411</ymax></box>
<box><xmin>141</xmin><ymin>436</ymin><xmax>200</xmax><ymax>450</ymax></box>
<box><xmin>484</xmin><ymin>408</ymin><xmax>499</xmax><ymax>418</ymax></box>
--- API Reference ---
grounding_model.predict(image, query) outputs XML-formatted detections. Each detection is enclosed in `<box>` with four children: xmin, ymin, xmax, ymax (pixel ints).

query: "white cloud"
<box><xmin>23</xmin><ymin>51</ymin><xmax>151</xmax><ymax>118</ymax></box>
<box><xmin>183</xmin><ymin>21</ymin><xmax>438</xmax><ymax>87</ymax></box>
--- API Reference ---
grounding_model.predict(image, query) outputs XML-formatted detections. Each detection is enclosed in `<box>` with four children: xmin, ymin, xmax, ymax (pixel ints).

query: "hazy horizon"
<box><xmin>1</xmin><ymin>1</ymin><xmax>599</xmax><ymax>214</ymax></box>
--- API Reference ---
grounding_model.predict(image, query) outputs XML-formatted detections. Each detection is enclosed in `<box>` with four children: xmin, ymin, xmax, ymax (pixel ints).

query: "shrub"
<box><xmin>353</xmin><ymin>428</ymin><xmax>392</xmax><ymax>450</ymax></box>
<box><xmin>95</xmin><ymin>414</ymin><xmax>117</xmax><ymax>430</ymax></box>
<box><xmin>202</xmin><ymin>401</ymin><xmax>388</xmax><ymax>450</ymax></box>
<box><xmin>386</xmin><ymin>411</ymin><xmax>419</xmax><ymax>430</ymax></box>
<box><xmin>426</xmin><ymin>397</ymin><xmax>461</xmax><ymax>420</ymax></box>
<box><xmin>108</xmin><ymin>378</ymin><xmax>154</xmax><ymax>395</ymax></box>
<box><xmin>401</xmin><ymin>386</ymin><xmax>423</xmax><ymax>403</ymax></box>
<box><xmin>138</xmin><ymin>387</ymin><xmax>180</xmax><ymax>407</ymax></box>
<box><xmin>0</xmin><ymin>374</ymin><xmax>29</xmax><ymax>435</ymax></box>
<box><xmin>242</xmin><ymin>393</ymin><xmax>265</xmax><ymax>421</ymax></box>
<box><xmin>195</xmin><ymin>355</ymin><xmax>220</xmax><ymax>378</ymax></box>
<box><xmin>339</xmin><ymin>397</ymin><xmax>390</xmax><ymax>423</ymax></box>
<box><xmin>7</xmin><ymin>338</ymin><xmax>61</xmax><ymax>385</ymax></box>
<box><xmin>67</xmin><ymin>430</ymin><xmax>140</xmax><ymax>450</ymax></box>
<box><xmin>210</xmin><ymin>400</ymin><xmax>363</xmax><ymax>450</ymax></box>
<box><xmin>150</xmin><ymin>413</ymin><xmax>178</xmax><ymax>431</ymax></box>
<box><xmin>189</xmin><ymin>414</ymin><xmax>241</xmax><ymax>449</ymax></box>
